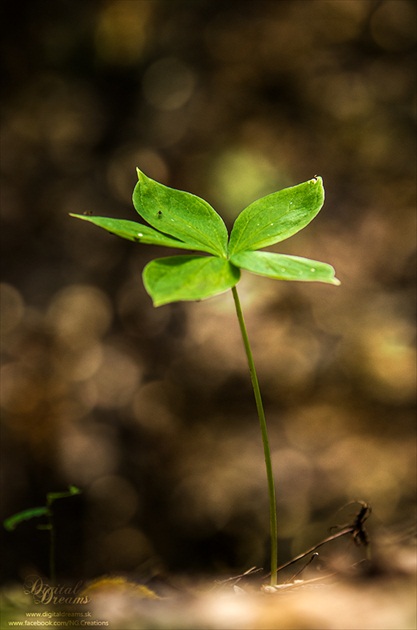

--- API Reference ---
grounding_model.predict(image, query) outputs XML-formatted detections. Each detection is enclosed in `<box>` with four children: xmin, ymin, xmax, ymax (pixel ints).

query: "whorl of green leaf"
<box><xmin>70</xmin><ymin>171</ymin><xmax>339</xmax><ymax>306</ymax></box>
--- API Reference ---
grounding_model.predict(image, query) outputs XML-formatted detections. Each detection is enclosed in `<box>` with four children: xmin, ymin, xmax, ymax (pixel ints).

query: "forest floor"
<box><xmin>2</xmin><ymin>538</ymin><xmax>415</xmax><ymax>630</ymax></box>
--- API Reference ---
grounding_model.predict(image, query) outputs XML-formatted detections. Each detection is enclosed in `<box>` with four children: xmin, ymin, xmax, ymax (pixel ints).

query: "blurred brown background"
<box><xmin>1</xmin><ymin>0</ymin><xmax>415</xmax><ymax>583</ymax></box>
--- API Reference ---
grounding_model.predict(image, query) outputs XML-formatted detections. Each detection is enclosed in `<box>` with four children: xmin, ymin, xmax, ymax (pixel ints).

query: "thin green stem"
<box><xmin>46</xmin><ymin>501</ymin><xmax>56</xmax><ymax>585</ymax></box>
<box><xmin>231</xmin><ymin>286</ymin><xmax>278</xmax><ymax>586</ymax></box>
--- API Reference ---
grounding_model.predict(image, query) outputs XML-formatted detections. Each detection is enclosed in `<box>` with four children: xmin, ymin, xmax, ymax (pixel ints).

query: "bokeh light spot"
<box><xmin>47</xmin><ymin>284</ymin><xmax>113</xmax><ymax>344</ymax></box>
<box><xmin>0</xmin><ymin>283</ymin><xmax>24</xmax><ymax>335</ymax></box>
<box><xmin>142</xmin><ymin>57</ymin><xmax>196</xmax><ymax>111</ymax></box>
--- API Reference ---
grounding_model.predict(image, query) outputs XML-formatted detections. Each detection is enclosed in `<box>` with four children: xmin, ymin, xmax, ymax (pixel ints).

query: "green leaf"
<box><xmin>69</xmin><ymin>215</ymin><xmax>200</xmax><ymax>251</ymax></box>
<box><xmin>47</xmin><ymin>485</ymin><xmax>82</xmax><ymax>504</ymax></box>
<box><xmin>3</xmin><ymin>507</ymin><xmax>49</xmax><ymax>531</ymax></box>
<box><xmin>71</xmin><ymin>172</ymin><xmax>340</xmax><ymax>309</ymax></box>
<box><xmin>143</xmin><ymin>255</ymin><xmax>241</xmax><ymax>306</ymax></box>
<box><xmin>133</xmin><ymin>169</ymin><xmax>229</xmax><ymax>257</ymax></box>
<box><xmin>231</xmin><ymin>250</ymin><xmax>340</xmax><ymax>285</ymax></box>
<box><xmin>228</xmin><ymin>177</ymin><xmax>325</xmax><ymax>255</ymax></box>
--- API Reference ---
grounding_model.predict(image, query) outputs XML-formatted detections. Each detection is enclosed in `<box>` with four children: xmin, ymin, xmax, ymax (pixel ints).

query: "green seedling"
<box><xmin>71</xmin><ymin>169</ymin><xmax>339</xmax><ymax>585</ymax></box>
<box><xmin>4</xmin><ymin>485</ymin><xmax>81</xmax><ymax>584</ymax></box>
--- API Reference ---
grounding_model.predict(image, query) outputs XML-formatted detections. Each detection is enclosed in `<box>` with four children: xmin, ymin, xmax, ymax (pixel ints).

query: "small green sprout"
<box><xmin>71</xmin><ymin>170</ymin><xmax>339</xmax><ymax>585</ymax></box>
<box><xmin>4</xmin><ymin>485</ymin><xmax>81</xmax><ymax>583</ymax></box>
